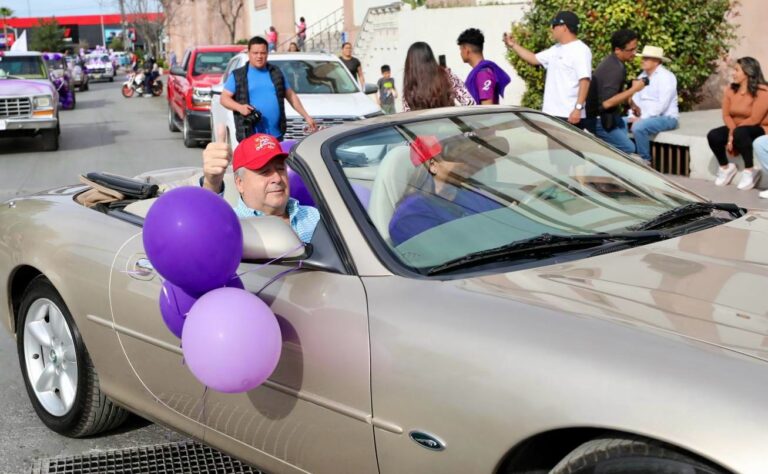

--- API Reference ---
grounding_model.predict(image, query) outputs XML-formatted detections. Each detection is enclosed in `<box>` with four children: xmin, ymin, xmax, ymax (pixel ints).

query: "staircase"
<box><xmin>278</xmin><ymin>6</ymin><xmax>345</xmax><ymax>54</ymax></box>
<box><xmin>354</xmin><ymin>3</ymin><xmax>402</xmax><ymax>82</ymax></box>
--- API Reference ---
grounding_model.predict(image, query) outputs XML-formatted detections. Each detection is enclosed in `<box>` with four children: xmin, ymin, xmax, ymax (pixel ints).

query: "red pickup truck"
<box><xmin>167</xmin><ymin>45</ymin><xmax>243</xmax><ymax>147</ymax></box>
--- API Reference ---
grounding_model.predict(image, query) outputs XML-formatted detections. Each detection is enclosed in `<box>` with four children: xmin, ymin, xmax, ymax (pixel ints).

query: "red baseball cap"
<box><xmin>410</xmin><ymin>135</ymin><xmax>443</xmax><ymax>166</ymax></box>
<box><xmin>233</xmin><ymin>134</ymin><xmax>288</xmax><ymax>172</ymax></box>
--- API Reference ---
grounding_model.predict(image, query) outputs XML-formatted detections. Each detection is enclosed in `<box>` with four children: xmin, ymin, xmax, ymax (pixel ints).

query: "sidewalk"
<box><xmin>668</xmin><ymin>175</ymin><xmax>767</xmax><ymax>210</ymax></box>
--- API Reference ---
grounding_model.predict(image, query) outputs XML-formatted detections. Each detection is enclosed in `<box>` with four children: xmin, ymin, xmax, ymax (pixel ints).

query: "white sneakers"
<box><xmin>737</xmin><ymin>168</ymin><xmax>761</xmax><ymax>190</ymax></box>
<box><xmin>714</xmin><ymin>163</ymin><xmax>737</xmax><ymax>186</ymax></box>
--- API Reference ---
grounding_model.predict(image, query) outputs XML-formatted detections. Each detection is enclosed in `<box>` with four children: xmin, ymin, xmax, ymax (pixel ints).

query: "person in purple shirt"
<box><xmin>389</xmin><ymin>135</ymin><xmax>505</xmax><ymax>246</ymax></box>
<box><xmin>458</xmin><ymin>28</ymin><xmax>511</xmax><ymax>105</ymax></box>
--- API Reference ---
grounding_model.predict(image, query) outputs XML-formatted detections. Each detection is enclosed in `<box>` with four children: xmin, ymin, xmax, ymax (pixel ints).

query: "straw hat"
<box><xmin>639</xmin><ymin>45</ymin><xmax>670</xmax><ymax>63</ymax></box>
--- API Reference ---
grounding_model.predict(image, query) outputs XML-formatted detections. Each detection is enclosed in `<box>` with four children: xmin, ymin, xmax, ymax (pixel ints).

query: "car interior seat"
<box><xmin>368</xmin><ymin>145</ymin><xmax>418</xmax><ymax>243</ymax></box>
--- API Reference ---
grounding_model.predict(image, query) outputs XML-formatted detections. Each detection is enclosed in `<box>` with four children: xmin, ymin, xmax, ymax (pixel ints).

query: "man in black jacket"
<box><xmin>585</xmin><ymin>29</ymin><xmax>646</xmax><ymax>153</ymax></box>
<box><xmin>221</xmin><ymin>36</ymin><xmax>316</xmax><ymax>142</ymax></box>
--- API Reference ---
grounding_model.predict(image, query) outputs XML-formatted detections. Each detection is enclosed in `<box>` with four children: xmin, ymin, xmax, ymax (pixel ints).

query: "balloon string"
<box><xmin>198</xmin><ymin>386</ymin><xmax>209</xmax><ymax>424</ymax></box>
<box><xmin>233</xmin><ymin>243</ymin><xmax>305</xmax><ymax>281</ymax></box>
<box><xmin>255</xmin><ymin>260</ymin><xmax>303</xmax><ymax>297</ymax></box>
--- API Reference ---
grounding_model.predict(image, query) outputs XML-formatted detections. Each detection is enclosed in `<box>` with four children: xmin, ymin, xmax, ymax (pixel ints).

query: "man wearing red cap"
<box><xmin>389</xmin><ymin>135</ymin><xmax>504</xmax><ymax>245</ymax></box>
<box><xmin>202</xmin><ymin>133</ymin><xmax>319</xmax><ymax>243</ymax></box>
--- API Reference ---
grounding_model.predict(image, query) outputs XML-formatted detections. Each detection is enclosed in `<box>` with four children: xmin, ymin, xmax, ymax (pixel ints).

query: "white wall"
<box><xmin>250</xmin><ymin>3</ymin><xmax>272</xmax><ymax>38</ymax></box>
<box><xmin>294</xmin><ymin>0</ymin><xmax>343</xmax><ymax>30</ymax></box>
<box><xmin>358</xmin><ymin>4</ymin><xmax>528</xmax><ymax>108</ymax></box>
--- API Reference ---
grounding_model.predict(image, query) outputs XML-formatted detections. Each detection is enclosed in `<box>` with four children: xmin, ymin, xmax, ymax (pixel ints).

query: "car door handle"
<box><xmin>134</xmin><ymin>258</ymin><xmax>155</xmax><ymax>277</ymax></box>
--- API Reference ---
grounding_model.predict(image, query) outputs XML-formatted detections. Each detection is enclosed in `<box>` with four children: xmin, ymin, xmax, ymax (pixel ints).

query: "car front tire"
<box><xmin>40</xmin><ymin>129</ymin><xmax>59</xmax><ymax>152</ymax></box>
<box><xmin>552</xmin><ymin>436</ymin><xmax>726</xmax><ymax>474</ymax></box>
<box><xmin>168</xmin><ymin>105</ymin><xmax>180</xmax><ymax>132</ymax></box>
<box><xmin>17</xmin><ymin>277</ymin><xmax>129</xmax><ymax>437</ymax></box>
<box><xmin>182</xmin><ymin>116</ymin><xmax>197</xmax><ymax>148</ymax></box>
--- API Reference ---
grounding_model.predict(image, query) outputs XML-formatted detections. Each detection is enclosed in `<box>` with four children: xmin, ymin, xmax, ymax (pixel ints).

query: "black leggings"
<box><xmin>707</xmin><ymin>125</ymin><xmax>765</xmax><ymax>168</ymax></box>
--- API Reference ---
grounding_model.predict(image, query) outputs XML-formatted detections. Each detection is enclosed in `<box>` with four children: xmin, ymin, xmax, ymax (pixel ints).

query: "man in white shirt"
<box><xmin>628</xmin><ymin>46</ymin><xmax>679</xmax><ymax>163</ymax></box>
<box><xmin>503</xmin><ymin>11</ymin><xmax>592</xmax><ymax>128</ymax></box>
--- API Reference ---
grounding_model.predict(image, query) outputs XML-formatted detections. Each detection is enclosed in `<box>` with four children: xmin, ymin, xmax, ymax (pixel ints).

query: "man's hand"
<box><xmin>631</xmin><ymin>103</ymin><xmax>641</xmax><ymax>118</ymax></box>
<box><xmin>238</xmin><ymin>103</ymin><xmax>254</xmax><ymax>116</ymax></box>
<box><xmin>305</xmin><ymin>117</ymin><xmax>318</xmax><ymax>133</ymax></box>
<box><xmin>629</xmin><ymin>79</ymin><xmax>646</xmax><ymax>92</ymax></box>
<box><xmin>568</xmin><ymin>109</ymin><xmax>581</xmax><ymax>125</ymax></box>
<box><xmin>502</xmin><ymin>32</ymin><xmax>516</xmax><ymax>49</ymax></box>
<box><xmin>202</xmin><ymin>125</ymin><xmax>231</xmax><ymax>193</ymax></box>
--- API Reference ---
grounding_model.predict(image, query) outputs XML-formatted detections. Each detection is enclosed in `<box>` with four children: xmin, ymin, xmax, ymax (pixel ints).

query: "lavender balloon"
<box><xmin>182</xmin><ymin>288</ymin><xmax>283</xmax><ymax>393</ymax></box>
<box><xmin>143</xmin><ymin>187</ymin><xmax>243</xmax><ymax>295</ymax></box>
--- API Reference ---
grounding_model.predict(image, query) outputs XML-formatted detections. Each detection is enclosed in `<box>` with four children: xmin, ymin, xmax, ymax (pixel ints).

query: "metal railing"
<box><xmin>278</xmin><ymin>6</ymin><xmax>344</xmax><ymax>53</ymax></box>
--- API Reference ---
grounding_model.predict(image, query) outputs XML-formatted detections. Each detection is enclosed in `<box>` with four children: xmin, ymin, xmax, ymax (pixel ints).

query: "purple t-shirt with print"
<box><xmin>475</xmin><ymin>68</ymin><xmax>499</xmax><ymax>104</ymax></box>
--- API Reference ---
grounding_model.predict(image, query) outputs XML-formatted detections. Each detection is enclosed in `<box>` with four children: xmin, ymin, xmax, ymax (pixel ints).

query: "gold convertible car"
<box><xmin>2</xmin><ymin>108</ymin><xmax>767</xmax><ymax>473</ymax></box>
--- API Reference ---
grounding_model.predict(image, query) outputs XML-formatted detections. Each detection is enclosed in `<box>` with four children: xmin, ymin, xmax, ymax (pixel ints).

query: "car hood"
<box><xmin>461</xmin><ymin>209</ymin><xmax>768</xmax><ymax>361</ymax></box>
<box><xmin>0</xmin><ymin>78</ymin><xmax>55</xmax><ymax>96</ymax></box>
<box><xmin>285</xmin><ymin>92</ymin><xmax>380</xmax><ymax>118</ymax></box>
<box><xmin>190</xmin><ymin>73</ymin><xmax>225</xmax><ymax>88</ymax></box>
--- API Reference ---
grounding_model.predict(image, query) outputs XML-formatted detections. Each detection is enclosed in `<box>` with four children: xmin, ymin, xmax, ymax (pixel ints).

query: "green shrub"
<box><xmin>507</xmin><ymin>0</ymin><xmax>737</xmax><ymax>111</ymax></box>
<box><xmin>29</xmin><ymin>17</ymin><xmax>65</xmax><ymax>52</ymax></box>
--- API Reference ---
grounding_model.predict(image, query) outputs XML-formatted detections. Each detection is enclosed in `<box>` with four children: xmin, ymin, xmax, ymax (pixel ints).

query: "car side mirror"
<box><xmin>170</xmin><ymin>66</ymin><xmax>186</xmax><ymax>77</ymax></box>
<box><xmin>363</xmin><ymin>83</ymin><xmax>378</xmax><ymax>95</ymax></box>
<box><xmin>241</xmin><ymin>215</ymin><xmax>306</xmax><ymax>261</ymax></box>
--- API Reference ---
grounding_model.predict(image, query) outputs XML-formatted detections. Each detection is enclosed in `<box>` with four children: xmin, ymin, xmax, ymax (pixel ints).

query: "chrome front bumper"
<box><xmin>0</xmin><ymin>117</ymin><xmax>58</xmax><ymax>131</ymax></box>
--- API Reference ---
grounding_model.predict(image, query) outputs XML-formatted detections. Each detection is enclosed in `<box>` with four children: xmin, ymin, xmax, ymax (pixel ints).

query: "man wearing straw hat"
<box><xmin>627</xmin><ymin>45</ymin><xmax>679</xmax><ymax>163</ymax></box>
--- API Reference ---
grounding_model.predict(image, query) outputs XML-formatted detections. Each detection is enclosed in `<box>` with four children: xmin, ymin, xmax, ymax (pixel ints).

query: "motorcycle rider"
<box><xmin>142</xmin><ymin>54</ymin><xmax>159</xmax><ymax>96</ymax></box>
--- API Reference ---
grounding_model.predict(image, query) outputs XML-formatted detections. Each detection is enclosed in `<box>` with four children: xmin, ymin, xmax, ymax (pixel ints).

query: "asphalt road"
<box><xmin>0</xmin><ymin>78</ymin><xmax>201</xmax><ymax>473</ymax></box>
<box><xmin>0</xmin><ymin>77</ymin><xmax>201</xmax><ymax>201</ymax></box>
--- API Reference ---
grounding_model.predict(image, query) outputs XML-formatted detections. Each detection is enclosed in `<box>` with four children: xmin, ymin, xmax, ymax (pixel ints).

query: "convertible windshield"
<box><xmin>330</xmin><ymin>111</ymin><xmax>706</xmax><ymax>271</ymax></box>
<box><xmin>0</xmin><ymin>55</ymin><xmax>48</xmax><ymax>79</ymax></box>
<box><xmin>272</xmin><ymin>60</ymin><xmax>358</xmax><ymax>94</ymax></box>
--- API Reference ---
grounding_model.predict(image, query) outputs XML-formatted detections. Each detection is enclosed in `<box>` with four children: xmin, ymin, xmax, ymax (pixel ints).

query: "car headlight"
<box><xmin>192</xmin><ymin>87</ymin><xmax>212</xmax><ymax>106</ymax></box>
<box><xmin>33</xmin><ymin>96</ymin><xmax>53</xmax><ymax>109</ymax></box>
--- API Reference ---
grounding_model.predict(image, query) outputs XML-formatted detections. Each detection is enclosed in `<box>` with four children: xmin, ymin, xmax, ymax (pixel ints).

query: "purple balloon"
<box><xmin>159</xmin><ymin>274</ymin><xmax>243</xmax><ymax>338</ymax></box>
<box><xmin>182</xmin><ymin>288</ymin><xmax>283</xmax><ymax>393</ymax></box>
<box><xmin>280</xmin><ymin>139</ymin><xmax>297</xmax><ymax>154</ymax></box>
<box><xmin>143</xmin><ymin>187</ymin><xmax>243</xmax><ymax>295</ymax></box>
<box><xmin>287</xmin><ymin>167</ymin><xmax>315</xmax><ymax>206</ymax></box>
<box><xmin>159</xmin><ymin>280</ymin><xmax>198</xmax><ymax>339</ymax></box>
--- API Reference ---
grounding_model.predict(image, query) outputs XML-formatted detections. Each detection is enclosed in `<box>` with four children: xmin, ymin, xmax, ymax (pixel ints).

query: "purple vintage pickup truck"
<box><xmin>0</xmin><ymin>51</ymin><xmax>60</xmax><ymax>151</ymax></box>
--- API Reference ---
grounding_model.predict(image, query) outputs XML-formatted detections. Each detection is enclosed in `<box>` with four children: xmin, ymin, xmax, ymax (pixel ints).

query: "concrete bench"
<box><xmin>648</xmin><ymin>109</ymin><xmax>766</xmax><ymax>189</ymax></box>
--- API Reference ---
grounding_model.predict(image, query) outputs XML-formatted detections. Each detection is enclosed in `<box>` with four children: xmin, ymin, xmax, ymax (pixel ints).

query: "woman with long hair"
<box><xmin>402</xmin><ymin>42</ymin><xmax>475</xmax><ymax>111</ymax></box>
<box><xmin>706</xmin><ymin>57</ymin><xmax>768</xmax><ymax>189</ymax></box>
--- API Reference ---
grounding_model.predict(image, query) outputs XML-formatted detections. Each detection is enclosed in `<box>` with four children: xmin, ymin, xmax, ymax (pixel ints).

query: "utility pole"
<box><xmin>118</xmin><ymin>0</ymin><xmax>128</xmax><ymax>50</ymax></box>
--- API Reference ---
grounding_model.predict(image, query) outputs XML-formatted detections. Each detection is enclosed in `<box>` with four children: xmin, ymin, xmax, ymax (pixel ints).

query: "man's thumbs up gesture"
<box><xmin>203</xmin><ymin>125</ymin><xmax>231</xmax><ymax>193</ymax></box>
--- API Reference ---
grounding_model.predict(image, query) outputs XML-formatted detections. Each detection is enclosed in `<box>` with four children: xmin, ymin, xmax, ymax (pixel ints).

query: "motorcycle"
<box><xmin>122</xmin><ymin>71</ymin><xmax>163</xmax><ymax>98</ymax></box>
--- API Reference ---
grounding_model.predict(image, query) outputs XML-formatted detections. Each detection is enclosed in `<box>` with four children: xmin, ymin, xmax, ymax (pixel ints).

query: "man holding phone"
<box><xmin>504</xmin><ymin>11</ymin><xmax>592</xmax><ymax>126</ymax></box>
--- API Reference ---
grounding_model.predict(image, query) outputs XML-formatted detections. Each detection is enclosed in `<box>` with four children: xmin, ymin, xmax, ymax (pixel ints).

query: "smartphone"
<box><xmin>438</xmin><ymin>54</ymin><xmax>446</xmax><ymax>68</ymax></box>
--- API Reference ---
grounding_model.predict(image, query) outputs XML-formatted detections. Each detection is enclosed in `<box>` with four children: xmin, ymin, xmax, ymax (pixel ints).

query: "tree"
<box><xmin>30</xmin><ymin>18</ymin><xmax>65</xmax><ymax>52</ymax></box>
<box><xmin>124</xmin><ymin>0</ymin><xmax>165</xmax><ymax>56</ymax></box>
<box><xmin>0</xmin><ymin>6</ymin><xmax>13</xmax><ymax>51</ymax></box>
<box><xmin>507</xmin><ymin>0</ymin><xmax>738</xmax><ymax>111</ymax></box>
<box><xmin>216</xmin><ymin>0</ymin><xmax>244</xmax><ymax>44</ymax></box>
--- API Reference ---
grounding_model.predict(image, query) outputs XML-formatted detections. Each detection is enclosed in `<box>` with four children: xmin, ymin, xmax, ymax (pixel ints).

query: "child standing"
<box><xmin>377</xmin><ymin>65</ymin><xmax>398</xmax><ymax>114</ymax></box>
<box><xmin>267</xmin><ymin>27</ymin><xmax>278</xmax><ymax>52</ymax></box>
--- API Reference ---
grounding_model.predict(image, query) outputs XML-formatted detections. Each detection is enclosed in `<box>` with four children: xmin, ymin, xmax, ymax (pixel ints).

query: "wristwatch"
<box><xmin>574</xmin><ymin>103</ymin><xmax>584</xmax><ymax>111</ymax></box>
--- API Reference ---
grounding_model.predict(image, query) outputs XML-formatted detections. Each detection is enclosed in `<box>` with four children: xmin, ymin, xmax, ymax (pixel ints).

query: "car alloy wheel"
<box><xmin>22</xmin><ymin>297</ymin><xmax>78</xmax><ymax>417</ymax></box>
<box><xmin>17</xmin><ymin>277</ymin><xmax>129</xmax><ymax>437</ymax></box>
